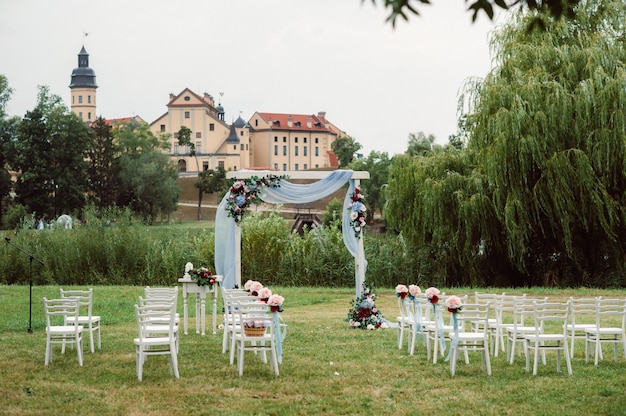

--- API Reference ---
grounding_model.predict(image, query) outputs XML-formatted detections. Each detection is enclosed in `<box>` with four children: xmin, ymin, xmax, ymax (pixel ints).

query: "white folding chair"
<box><xmin>523</xmin><ymin>301</ymin><xmax>572</xmax><ymax>375</ymax></box>
<box><xmin>233</xmin><ymin>301</ymin><xmax>279</xmax><ymax>376</ymax></box>
<box><xmin>424</xmin><ymin>295</ymin><xmax>467</xmax><ymax>364</ymax></box>
<box><xmin>584</xmin><ymin>298</ymin><xmax>626</xmax><ymax>366</ymax></box>
<box><xmin>565</xmin><ymin>296</ymin><xmax>598</xmax><ymax>358</ymax></box>
<box><xmin>43</xmin><ymin>297</ymin><xmax>84</xmax><ymax>367</ymax></box>
<box><xmin>133</xmin><ymin>302</ymin><xmax>179</xmax><ymax>381</ymax></box>
<box><xmin>138</xmin><ymin>295</ymin><xmax>180</xmax><ymax>353</ymax></box>
<box><xmin>221</xmin><ymin>288</ymin><xmax>259</xmax><ymax>364</ymax></box>
<box><xmin>448</xmin><ymin>302</ymin><xmax>492</xmax><ymax>376</ymax></box>
<box><xmin>506</xmin><ymin>297</ymin><xmax>547</xmax><ymax>364</ymax></box>
<box><xmin>59</xmin><ymin>288</ymin><xmax>101</xmax><ymax>353</ymax></box>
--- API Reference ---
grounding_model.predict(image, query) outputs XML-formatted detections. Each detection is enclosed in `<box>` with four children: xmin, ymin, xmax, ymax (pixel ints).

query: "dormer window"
<box><xmin>184</xmin><ymin>96</ymin><xmax>191</xmax><ymax>101</ymax></box>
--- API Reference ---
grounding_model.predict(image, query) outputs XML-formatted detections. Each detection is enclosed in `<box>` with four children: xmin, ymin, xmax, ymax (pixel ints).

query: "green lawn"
<box><xmin>1</xmin><ymin>285</ymin><xmax>625</xmax><ymax>415</ymax></box>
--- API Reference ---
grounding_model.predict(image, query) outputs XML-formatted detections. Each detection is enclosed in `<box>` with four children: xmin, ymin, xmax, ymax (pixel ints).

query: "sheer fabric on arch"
<box><xmin>215</xmin><ymin>170</ymin><xmax>366</xmax><ymax>289</ymax></box>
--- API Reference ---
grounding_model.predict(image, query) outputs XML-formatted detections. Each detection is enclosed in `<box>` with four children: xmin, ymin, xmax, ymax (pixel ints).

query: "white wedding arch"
<box><xmin>214</xmin><ymin>170</ymin><xmax>370</xmax><ymax>297</ymax></box>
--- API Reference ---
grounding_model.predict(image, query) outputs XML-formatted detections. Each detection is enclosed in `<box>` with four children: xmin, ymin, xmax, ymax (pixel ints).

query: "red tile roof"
<box><xmin>257</xmin><ymin>113</ymin><xmax>332</xmax><ymax>132</ymax></box>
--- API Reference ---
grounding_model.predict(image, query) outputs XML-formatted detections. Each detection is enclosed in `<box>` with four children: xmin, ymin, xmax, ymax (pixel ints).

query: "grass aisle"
<box><xmin>1</xmin><ymin>285</ymin><xmax>625</xmax><ymax>415</ymax></box>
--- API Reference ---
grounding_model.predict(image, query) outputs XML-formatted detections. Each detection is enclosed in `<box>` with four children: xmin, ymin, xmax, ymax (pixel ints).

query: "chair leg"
<box><xmin>237</xmin><ymin>340</ymin><xmax>245</xmax><ymax>376</ymax></box>
<box><xmin>484</xmin><ymin>343</ymin><xmax>492</xmax><ymax>376</ymax></box>
<box><xmin>77</xmin><ymin>334</ymin><xmax>83</xmax><ymax>367</ymax></box>
<box><xmin>170</xmin><ymin>341</ymin><xmax>180</xmax><ymax>379</ymax></box>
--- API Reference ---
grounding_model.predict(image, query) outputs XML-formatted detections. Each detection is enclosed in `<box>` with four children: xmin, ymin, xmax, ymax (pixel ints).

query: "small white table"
<box><xmin>178</xmin><ymin>275</ymin><xmax>222</xmax><ymax>336</ymax></box>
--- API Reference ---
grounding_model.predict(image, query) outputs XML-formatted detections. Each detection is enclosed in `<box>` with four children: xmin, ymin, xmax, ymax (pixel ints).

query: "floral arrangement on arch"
<box><xmin>347</xmin><ymin>188</ymin><xmax>367</xmax><ymax>238</ymax></box>
<box><xmin>346</xmin><ymin>281</ymin><xmax>388</xmax><ymax>330</ymax></box>
<box><xmin>226</xmin><ymin>174</ymin><xmax>286</xmax><ymax>224</ymax></box>
<box><xmin>191</xmin><ymin>266</ymin><xmax>217</xmax><ymax>287</ymax></box>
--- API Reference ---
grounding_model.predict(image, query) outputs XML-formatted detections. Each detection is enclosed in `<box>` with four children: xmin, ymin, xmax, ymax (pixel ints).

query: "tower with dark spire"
<box><xmin>69</xmin><ymin>46</ymin><xmax>98</xmax><ymax>122</ymax></box>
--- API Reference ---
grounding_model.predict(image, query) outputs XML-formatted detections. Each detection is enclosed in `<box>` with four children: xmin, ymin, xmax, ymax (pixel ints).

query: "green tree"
<box><xmin>331</xmin><ymin>136</ymin><xmax>362</xmax><ymax>167</ymax></box>
<box><xmin>406</xmin><ymin>131</ymin><xmax>436</xmax><ymax>156</ymax></box>
<box><xmin>195</xmin><ymin>167</ymin><xmax>226</xmax><ymax>220</ymax></box>
<box><xmin>116</xmin><ymin>124</ymin><xmax>180</xmax><ymax>222</ymax></box>
<box><xmin>386</xmin><ymin>0</ymin><xmax>626</xmax><ymax>287</ymax></box>
<box><xmin>88</xmin><ymin>117</ymin><xmax>121</xmax><ymax>210</ymax></box>
<box><xmin>349</xmin><ymin>150</ymin><xmax>391</xmax><ymax>218</ymax></box>
<box><xmin>0</xmin><ymin>75</ymin><xmax>17</xmax><ymax>224</ymax></box>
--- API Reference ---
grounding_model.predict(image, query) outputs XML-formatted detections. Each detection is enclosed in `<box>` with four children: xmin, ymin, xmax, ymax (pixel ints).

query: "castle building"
<box><xmin>69</xmin><ymin>47</ymin><xmax>344</xmax><ymax>173</ymax></box>
<box><xmin>149</xmin><ymin>88</ymin><xmax>250</xmax><ymax>174</ymax></box>
<box><xmin>69</xmin><ymin>46</ymin><xmax>97</xmax><ymax>123</ymax></box>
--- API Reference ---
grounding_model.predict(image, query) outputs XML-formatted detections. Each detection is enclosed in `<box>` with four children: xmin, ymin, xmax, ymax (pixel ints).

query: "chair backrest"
<box><xmin>145</xmin><ymin>286</ymin><xmax>179</xmax><ymax>299</ymax></box>
<box><xmin>568</xmin><ymin>296</ymin><xmax>598</xmax><ymax>325</ymax></box>
<box><xmin>454</xmin><ymin>302</ymin><xmax>491</xmax><ymax>335</ymax></box>
<box><xmin>397</xmin><ymin>297</ymin><xmax>414</xmax><ymax>323</ymax></box>
<box><xmin>59</xmin><ymin>288</ymin><xmax>94</xmax><ymax>317</ymax></box>
<box><xmin>235</xmin><ymin>301</ymin><xmax>272</xmax><ymax>333</ymax></box>
<box><xmin>135</xmin><ymin>302</ymin><xmax>177</xmax><ymax>340</ymax></box>
<box><xmin>44</xmin><ymin>297</ymin><xmax>81</xmax><ymax>329</ymax></box>
<box><xmin>530</xmin><ymin>301</ymin><xmax>570</xmax><ymax>336</ymax></box>
<box><xmin>138</xmin><ymin>294</ymin><xmax>178</xmax><ymax>312</ymax></box>
<box><xmin>512</xmin><ymin>296</ymin><xmax>547</xmax><ymax>327</ymax></box>
<box><xmin>593</xmin><ymin>298</ymin><xmax>626</xmax><ymax>329</ymax></box>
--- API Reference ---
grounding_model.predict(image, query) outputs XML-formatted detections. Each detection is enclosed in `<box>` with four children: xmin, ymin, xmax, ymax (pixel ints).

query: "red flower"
<box><xmin>429</xmin><ymin>295</ymin><xmax>439</xmax><ymax>304</ymax></box>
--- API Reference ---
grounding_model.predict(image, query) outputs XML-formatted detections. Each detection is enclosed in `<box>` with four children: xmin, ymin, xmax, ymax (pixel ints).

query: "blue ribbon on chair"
<box><xmin>434</xmin><ymin>303</ymin><xmax>447</xmax><ymax>353</ymax></box>
<box><xmin>412</xmin><ymin>298</ymin><xmax>424</xmax><ymax>342</ymax></box>
<box><xmin>445</xmin><ymin>313</ymin><xmax>459</xmax><ymax>362</ymax></box>
<box><xmin>272</xmin><ymin>311</ymin><xmax>282</xmax><ymax>364</ymax></box>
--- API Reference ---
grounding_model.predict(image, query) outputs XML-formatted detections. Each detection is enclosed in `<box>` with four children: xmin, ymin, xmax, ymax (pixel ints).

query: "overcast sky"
<box><xmin>1</xmin><ymin>0</ymin><xmax>503</xmax><ymax>156</ymax></box>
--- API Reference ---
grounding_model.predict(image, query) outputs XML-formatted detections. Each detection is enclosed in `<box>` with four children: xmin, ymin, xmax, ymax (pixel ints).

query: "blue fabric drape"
<box><xmin>215</xmin><ymin>170</ymin><xmax>366</xmax><ymax>289</ymax></box>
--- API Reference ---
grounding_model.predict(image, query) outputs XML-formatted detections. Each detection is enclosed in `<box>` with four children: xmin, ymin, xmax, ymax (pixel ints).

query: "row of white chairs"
<box><xmin>133</xmin><ymin>286</ymin><xmax>180</xmax><ymax>381</ymax></box>
<box><xmin>397</xmin><ymin>293</ymin><xmax>626</xmax><ymax>376</ymax></box>
<box><xmin>43</xmin><ymin>288</ymin><xmax>102</xmax><ymax>367</ymax></box>
<box><xmin>221</xmin><ymin>287</ymin><xmax>283</xmax><ymax>376</ymax></box>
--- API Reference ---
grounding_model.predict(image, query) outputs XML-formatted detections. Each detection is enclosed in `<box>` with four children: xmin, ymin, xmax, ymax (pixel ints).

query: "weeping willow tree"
<box><xmin>386</xmin><ymin>0</ymin><xmax>626</xmax><ymax>287</ymax></box>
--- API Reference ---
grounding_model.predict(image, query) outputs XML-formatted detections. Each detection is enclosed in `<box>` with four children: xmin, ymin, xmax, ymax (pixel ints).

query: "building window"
<box><xmin>283</xmin><ymin>146</ymin><xmax>287</xmax><ymax>156</ymax></box>
<box><xmin>174</xmin><ymin>133</ymin><xmax>179</xmax><ymax>138</ymax></box>
<box><xmin>72</xmin><ymin>96</ymin><xmax>74</xmax><ymax>104</ymax></box>
<box><xmin>160</xmin><ymin>125</ymin><xmax>166</xmax><ymax>132</ymax></box>
<box><xmin>295</xmin><ymin>137</ymin><xmax>298</xmax><ymax>143</ymax></box>
<box><xmin>178</xmin><ymin>159</ymin><xmax>187</xmax><ymax>173</ymax></box>
<box><xmin>255</xmin><ymin>120</ymin><xmax>258</xmax><ymax>127</ymax></box>
<box><xmin>240</xmin><ymin>144</ymin><xmax>244</xmax><ymax>150</ymax></box>
<box><xmin>196</xmin><ymin>132</ymin><xmax>201</xmax><ymax>138</ymax></box>
<box><xmin>304</xmin><ymin>138</ymin><xmax>307</xmax><ymax>143</ymax></box>
<box><xmin>88</xmin><ymin>112</ymin><xmax>92</xmax><ymax>120</ymax></box>
<box><xmin>315</xmin><ymin>138</ymin><xmax>319</xmax><ymax>144</ymax></box>
<box><xmin>240</xmin><ymin>131</ymin><xmax>244</xmax><ymax>136</ymax></box>
<box><xmin>174</xmin><ymin>143</ymin><xmax>179</xmax><ymax>154</ymax></box>
<box><xmin>246</xmin><ymin>144</ymin><xmax>248</xmax><ymax>150</ymax></box>
<box><xmin>203</xmin><ymin>161</ymin><xmax>209</xmax><ymax>171</ymax></box>
<box><xmin>210</xmin><ymin>124</ymin><xmax>214</xmax><ymax>131</ymax></box>
<box><xmin>234</xmin><ymin>145</ymin><xmax>237</xmax><ymax>150</ymax></box>
<box><xmin>88</xmin><ymin>96</ymin><xmax>91</xmax><ymax>104</ymax></box>
<box><xmin>282</xmin><ymin>163</ymin><xmax>287</xmax><ymax>171</ymax></box>
<box><xmin>294</xmin><ymin>146</ymin><xmax>298</xmax><ymax>156</ymax></box>
<box><xmin>274</xmin><ymin>163</ymin><xmax>278</xmax><ymax>170</ymax></box>
<box><xmin>78</xmin><ymin>96</ymin><xmax>83</xmax><ymax>104</ymax></box>
<box><xmin>303</xmin><ymin>146</ymin><xmax>307</xmax><ymax>156</ymax></box>
<box><xmin>274</xmin><ymin>145</ymin><xmax>278</xmax><ymax>156</ymax></box>
<box><xmin>274</xmin><ymin>136</ymin><xmax>278</xmax><ymax>142</ymax></box>
<box><xmin>315</xmin><ymin>164</ymin><xmax>319</xmax><ymax>168</ymax></box>
<box><xmin>184</xmin><ymin>111</ymin><xmax>190</xmax><ymax>119</ymax></box>
<box><xmin>315</xmin><ymin>147</ymin><xmax>319</xmax><ymax>156</ymax></box>
<box><xmin>304</xmin><ymin>164</ymin><xmax>308</xmax><ymax>170</ymax></box>
<box><xmin>196</xmin><ymin>142</ymin><xmax>202</xmax><ymax>154</ymax></box>
<box><xmin>185</xmin><ymin>145</ymin><xmax>191</xmax><ymax>154</ymax></box>
<box><xmin>283</xmin><ymin>137</ymin><xmax>287</xmax><ymax>142</ymax></box>
<box><xmin>218</xmin><ymin>161</ymin><xmax>225</xmax><ymax>169</ymax></box>
<box><xmin>79</xmin><ymin>112</ymin><xmax>83</xmax><ymax>119</ymax></box>
<box><xmin>295</xmin><ymin>164</ymin><xmax>299</xmax><ymax>171</ymax></box>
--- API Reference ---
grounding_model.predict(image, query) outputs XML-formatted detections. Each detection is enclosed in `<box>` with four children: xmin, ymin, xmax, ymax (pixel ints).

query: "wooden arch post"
<box><xmin>226</xmin><ymin>170</ymin><xmax>369</xmax><ymax>295</ymax></box>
